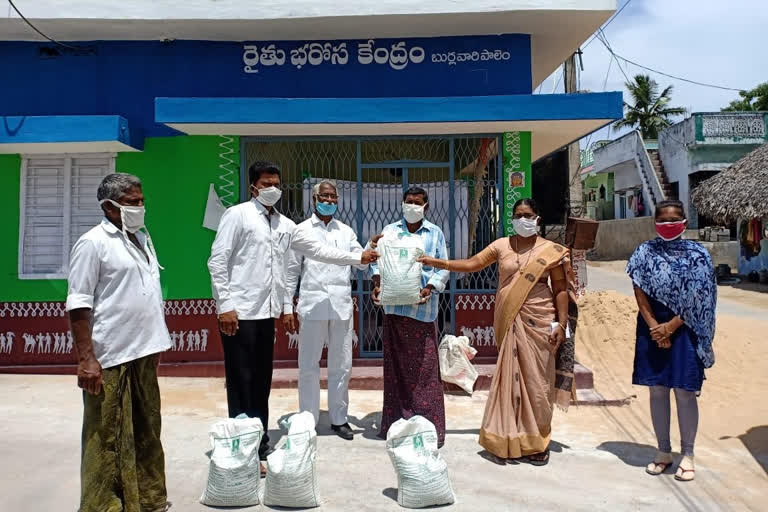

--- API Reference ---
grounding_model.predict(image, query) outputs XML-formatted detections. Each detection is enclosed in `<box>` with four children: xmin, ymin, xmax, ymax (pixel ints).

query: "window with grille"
<box><xmin>19</xmin><ymin>154</ymin><xmax>115</xmax><ymax>279</ymax></box>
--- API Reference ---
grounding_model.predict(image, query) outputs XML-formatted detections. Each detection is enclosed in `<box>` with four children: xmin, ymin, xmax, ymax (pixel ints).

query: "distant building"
<box><xmin>588</xmin><ymin>113</ymin><xmax>767</xmax><ymax>227</ymax></box>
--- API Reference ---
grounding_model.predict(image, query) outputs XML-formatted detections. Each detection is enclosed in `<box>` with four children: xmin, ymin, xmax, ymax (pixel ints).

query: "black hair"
<box><xmin>654</xmin><ymin>199</ymin><xmax>686</xmax><ymax>220</ymax></box>
<box><xmin>403</xmin><ymin>186</ymin><xmax>429</xmax><ymax>203</ymax></box>
<box><xmin>512</xmin><ymin>198</ymin><xmax>539</xmax><ymax>215</ymax></box>
<box><xmin>248</xmin><ymin>161</ymin><xmax>281</xmax><ymax>185</ymax></box>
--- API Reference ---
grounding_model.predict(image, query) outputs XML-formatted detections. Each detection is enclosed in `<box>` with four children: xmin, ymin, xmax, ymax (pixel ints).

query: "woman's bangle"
<box><xmin>444</xmin><ymin>260</ymin><xmax>451</xmax><ymax>271</ymax></box>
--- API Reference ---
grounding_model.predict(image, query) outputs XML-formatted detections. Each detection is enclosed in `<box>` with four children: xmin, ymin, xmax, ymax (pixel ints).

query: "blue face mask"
<box><xmin>316</xmin><ymin>201</ymin><xmax>338</xmax><ymax>216</ymax></box>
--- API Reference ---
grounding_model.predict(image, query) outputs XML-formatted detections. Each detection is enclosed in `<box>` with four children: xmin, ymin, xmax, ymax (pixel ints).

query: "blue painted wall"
<box><xmin>0</xmin><ymin>115</ymin><xmax>141</xmax><ymax>149</ymax></box>
<box><xmin>0</xmin><ymin>35</ymin><xmax>531</xmax><ymax>138</ymax></box>
<box><xmin>156</xmin><ymin>93</ymin><xmax>623</xmax><ymax>124</ymax></box>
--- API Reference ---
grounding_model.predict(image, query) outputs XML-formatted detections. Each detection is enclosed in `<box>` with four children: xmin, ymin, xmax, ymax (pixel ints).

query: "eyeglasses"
<box><xmin>317</xmin><ymin>194</ymin><xmax>339</xmax><ymax>200</ymax></box>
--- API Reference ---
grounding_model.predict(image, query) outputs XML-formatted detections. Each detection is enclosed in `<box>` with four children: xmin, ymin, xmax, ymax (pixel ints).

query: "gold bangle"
<box><xmin>444</xmin><ymin>260</ymin><xmax>451</xmax><ymax>271</ymax></box>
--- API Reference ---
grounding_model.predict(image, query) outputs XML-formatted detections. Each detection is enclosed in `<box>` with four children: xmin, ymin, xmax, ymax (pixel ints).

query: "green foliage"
<box><xmin>721</xmin><ymin>82</ymin><xmax>768</xmax><ymax>112</ymax></box>
<box><xmin>614</xmin><ymin>74</ymin><xmax>687</xmax><ymax>139</ymax></box>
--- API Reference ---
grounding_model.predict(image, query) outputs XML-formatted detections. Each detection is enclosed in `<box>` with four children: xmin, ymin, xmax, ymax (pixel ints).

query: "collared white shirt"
<box><xmin>208</xmin><ymin>200</ymin><xmax>360</xmax><ymax>320</ymax></box>
<box><xmin>208</xmin><ymin>199</ymin><xmax>296</xmax><ymax>320</ymax></box>
<box><xmin>285</xmin><ymin>214</ymin><xmax>366</xmax><ymax>321</ymax></box>
<box><xmin>65</xmin><ymin>219</ymin><xmax>171</xmax><ymax>369</ymax></box>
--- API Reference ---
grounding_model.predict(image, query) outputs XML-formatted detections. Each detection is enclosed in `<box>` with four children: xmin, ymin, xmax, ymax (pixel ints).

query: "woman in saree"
<box><xmin>627</xmin><ymin>200</ymin><xmax>716</xmax><ymax>482</ymax></box>
<box><xmin>419</xmin><ymin>198</ymin><xmax>575</xmax><ymax>465</ymax></box>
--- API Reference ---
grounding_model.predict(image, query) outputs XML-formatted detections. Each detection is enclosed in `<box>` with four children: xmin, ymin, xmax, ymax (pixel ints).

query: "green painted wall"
<box><xmin>690</xmin><ymin>144</ymin><xmax>762</xmax><ymax>166</ymax></box>
<box><xmin>584</xmin><ymin>173</ymin><xmax>614</xmax><ymax>197</ymax></box>
<box><xmin>117</xmin><ymin>136</ymin><xmax>239</xmax><ymax>299</ymax></box>
<box><xmin>0</xmin><ymin>135</ymin><xmax>239</xmax><ymax>302</ymax></box>
<box><xmin>583</xmin><ymin>172</ymin><xmax>615</xmax><ymax>220</ymax></box>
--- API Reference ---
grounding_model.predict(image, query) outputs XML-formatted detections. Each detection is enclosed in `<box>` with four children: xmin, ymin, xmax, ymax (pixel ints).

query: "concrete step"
<box><xmin>1</xmin><ymin>362</ymin><xmax>614</xmax><ymax>404</ymax></box>
<box><xmin>0</xmin><ymin>361</ymin><xmax>593</xmax><ymax>391</ymax></box>
<box><xmin>156</xmin><ymin>361</ymin><xmax>596</xmax><ymax>392</ymax></box>
<box><xmin>273</xmin><ymin>362</ymin><xmax>595</xmax><ymax>392</ymax></box>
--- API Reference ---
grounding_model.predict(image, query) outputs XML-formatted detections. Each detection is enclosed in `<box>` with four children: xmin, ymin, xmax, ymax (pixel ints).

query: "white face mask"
<box><xmin>101</xmin><ymin>199</ymin><xmax>145</xmax><ymax>233</ymax></box>
<box><xmin>402</xmin><ymin>203</ymin><xmax>425</xmax><ymax>224</ymax></box>
<box><xmin>254</xmin><ymin>185</ymin><xmax>282</xmax><ymax>207</ymax></box>
<box><xmin>512</xmin><ymin>216</ymin><xmax>539</xmax><ymax>238</ymax></box>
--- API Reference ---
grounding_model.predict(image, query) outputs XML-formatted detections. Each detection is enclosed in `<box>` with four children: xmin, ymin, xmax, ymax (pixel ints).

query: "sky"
<box><xmin>539</xmin><ymin>0</ymin><xmax>768</xmax><ymax>146</ymax></box>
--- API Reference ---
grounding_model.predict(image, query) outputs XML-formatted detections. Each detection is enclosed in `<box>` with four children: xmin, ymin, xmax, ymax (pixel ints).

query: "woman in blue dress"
<box><xmin>627</xmin><ymin>200</ymin><xmax>717</xmax><ymax>482</ymax></box>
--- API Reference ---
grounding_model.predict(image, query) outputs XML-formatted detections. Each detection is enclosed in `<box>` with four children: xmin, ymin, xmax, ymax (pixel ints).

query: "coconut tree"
<box><xmin>614</xmin><ymin>74</ymin><xmax>687</xmax><ymax>139</ymax></box>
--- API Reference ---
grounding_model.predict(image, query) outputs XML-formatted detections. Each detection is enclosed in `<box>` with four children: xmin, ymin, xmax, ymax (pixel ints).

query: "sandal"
<box><xmin>260</xmin><ymin>462</ymin><xmax>267</xmax><ymax>478</ymax></box>
<box><xmin>675</xmin><ymin>456</ymin><xmax>695</xmax><ymax>482</ymax></box>
<box><xmin>646</xmin><ymin>451</ymin><xmax>674</xmax><ymax>475</ymax></box>
<box><xmin>525</xmin><ymin>449</ymin><xmax>550</xmax><ymax>466</ymax></box>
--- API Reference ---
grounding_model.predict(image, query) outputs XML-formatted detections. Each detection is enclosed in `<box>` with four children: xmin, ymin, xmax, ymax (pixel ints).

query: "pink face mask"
<box><xmin>655</xmin><ymin>220</ymin><xmax>687</xmax><ymax>241</ymax></box>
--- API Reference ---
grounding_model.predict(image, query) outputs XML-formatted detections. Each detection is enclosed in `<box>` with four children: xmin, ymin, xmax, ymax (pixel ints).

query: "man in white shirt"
<box><xmin>284</xmin><ymin>180</ymin><xmax>365</xmax><ymax>440</ymax></box>
<box><xmin>208</xmin><ymin>162</ymin><xmax>377</xmax><ymax>460</ymax></box>
<box><xmin>66</xmin><ymin>173</ymin><xmax>171</xmax><ymax>512</ymax></box>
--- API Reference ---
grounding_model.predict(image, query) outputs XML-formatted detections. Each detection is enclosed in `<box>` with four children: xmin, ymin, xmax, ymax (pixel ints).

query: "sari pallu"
<box><xmin>477</xmin><ymin>239</ymin><xmax>575</xmax><ymax>459</ymax></box>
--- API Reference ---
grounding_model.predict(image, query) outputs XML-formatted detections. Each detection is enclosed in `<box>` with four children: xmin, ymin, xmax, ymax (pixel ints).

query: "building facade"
<box><xmin>590</xmin><ymin>113</ymin><xmax>768</xmax><ymax>227</ymax></box>
<box><xmin>0</xmin><ymin>1</ymin><xmax>622</xmax><ymax>371</ymax></box>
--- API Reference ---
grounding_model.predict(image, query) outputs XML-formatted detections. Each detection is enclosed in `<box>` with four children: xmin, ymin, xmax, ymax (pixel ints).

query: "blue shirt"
<box><xmin>368</xmin><ymin>219</ymin><xmax>449</xmax><ymax>323</ymax></box>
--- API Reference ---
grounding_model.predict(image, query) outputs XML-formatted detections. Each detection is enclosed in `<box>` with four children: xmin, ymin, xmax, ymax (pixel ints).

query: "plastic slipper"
<box><xmin>646</xmin><ymin>451</ymin><xmax>674</xmax><ymax>475</ymax></box>
<box><xmin>675</xmin><ymin>456</ymin><xmax>695</xmax><ymax>482</ymax></box>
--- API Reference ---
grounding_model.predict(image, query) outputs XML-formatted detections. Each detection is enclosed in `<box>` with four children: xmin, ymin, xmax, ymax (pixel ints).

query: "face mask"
<box><xmin>315</xmin><ymin>201</ymin><xmax>337</xmax><ymax>217</ymax></box>
<box><xmin>101</xmin><ymin>199</ymin><xmax>145</xmax><ymax>233</ymax></box>
<box><xmin>512</xmin><ymin>216</ymin><xmax>539</xmax><ymax>238</ymax></box>
<box><xmin>253</xmin><ymin>185</ymin><xmax>282</xmax><ymax>207</ymax></box>
<box><xmin>402</xmin><ymin>203</ymin><xmax>425</xmax><ymax>224</ymax></box>
<box><xmin>656</xmin><ymin>220</ymin><xmax>687</xmax><ymax>241</ymax></box>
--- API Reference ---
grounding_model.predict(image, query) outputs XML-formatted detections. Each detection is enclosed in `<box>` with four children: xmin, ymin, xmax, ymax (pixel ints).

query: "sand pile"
<box><xmin>574</xmin><ymin>290</ymin><xmax>768</xmax><ymax>442</ymax></box>
<box><xmin>577</xmin><ymin>291</ymin><xmax>638</xmax><ymax>337</ymax></box>
<box><xmin>574</xmin><ymin>291</ymin><xmax>639</xmax><ymax>396</ymax></box>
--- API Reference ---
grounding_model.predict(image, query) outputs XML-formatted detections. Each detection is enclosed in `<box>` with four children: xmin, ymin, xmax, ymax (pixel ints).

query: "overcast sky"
<box><xmin>542</xmin><ymin>0</ymin><xmax>768</xmax><ymax>145</ymax></box>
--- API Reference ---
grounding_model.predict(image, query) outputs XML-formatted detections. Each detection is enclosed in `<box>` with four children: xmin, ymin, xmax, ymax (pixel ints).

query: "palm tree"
<box><xmin>614</xmin><ymin>74</ymin><xmax>687</xmax><ymax>140</ymax></box>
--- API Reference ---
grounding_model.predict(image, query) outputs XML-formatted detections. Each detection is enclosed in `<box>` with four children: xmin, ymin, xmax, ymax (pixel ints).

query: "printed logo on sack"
<box><xmin>231</xmin><ymin>438</ymin><xmax>240</xmax><ymax>453</ymax></box>
<box><xmin>412</xmin><ymin>434</ymin><xmax>424</xmax><ymax>450</ymax></box>
<box><xmin>399</xmin><ymin>248</ymin><xmax>409</xmax><ymax>260</ymax></box>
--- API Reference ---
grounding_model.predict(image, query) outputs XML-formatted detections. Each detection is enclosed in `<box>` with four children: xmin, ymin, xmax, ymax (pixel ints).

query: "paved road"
<box><xmin>1</xmin><ymin>376</ymin><xmax>765</xmax><ymax>511</ymax></box>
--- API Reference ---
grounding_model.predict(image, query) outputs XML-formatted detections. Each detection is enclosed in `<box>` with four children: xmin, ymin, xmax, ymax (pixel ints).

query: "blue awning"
<box><xmin>155</xmin><ymin>93</ymin><xmax>622</xmax><ymax>161</ymax></box>
<box><xmin>0</xmin><ymin>115</ymin><xmax>142</xmax><ymax>154</ymax></box>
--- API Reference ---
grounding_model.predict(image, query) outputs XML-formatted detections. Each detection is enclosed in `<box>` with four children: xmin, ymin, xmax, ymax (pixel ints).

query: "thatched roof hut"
<box><xmin>692</xmin><ymin>143</ymin><xmax>768</xmax><ymax>223</ymax></box>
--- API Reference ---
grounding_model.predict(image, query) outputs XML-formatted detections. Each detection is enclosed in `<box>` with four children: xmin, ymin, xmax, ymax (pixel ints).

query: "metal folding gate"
<box><xmin>241</xmin><ymin>137</ymin><xmax>502</xmax><ymax>357</ymax></box>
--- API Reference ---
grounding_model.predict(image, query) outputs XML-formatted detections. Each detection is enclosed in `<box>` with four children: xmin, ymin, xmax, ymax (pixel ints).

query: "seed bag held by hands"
<box><xmin>377</xmin><ymin>233</ymin><xmax>425</xmax><ymax>306</ymax></box>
